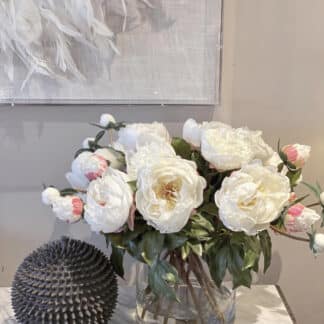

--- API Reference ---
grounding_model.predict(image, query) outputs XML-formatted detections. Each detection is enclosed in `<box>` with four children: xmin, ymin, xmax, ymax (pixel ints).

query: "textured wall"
<box><xmin>1</xmin><ymin>0</ymin><xmax>324</xmax><ymax>323</ymax></box>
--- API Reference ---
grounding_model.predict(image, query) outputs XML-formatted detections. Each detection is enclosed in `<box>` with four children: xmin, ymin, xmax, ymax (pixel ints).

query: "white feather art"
<box><xmin>0</xmin><ymin>0</ymin><xmax>153</xmax><ymax>89</ymax></box>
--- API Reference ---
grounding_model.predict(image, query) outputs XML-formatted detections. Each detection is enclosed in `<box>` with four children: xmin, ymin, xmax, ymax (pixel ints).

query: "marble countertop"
<box><xmin>0</xmin><ymin>285</ymin><xmax>294</xmax><ymax>323</ymax></box>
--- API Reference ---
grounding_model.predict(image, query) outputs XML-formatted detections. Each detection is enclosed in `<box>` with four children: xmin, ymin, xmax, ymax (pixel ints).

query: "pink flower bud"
<box><xmin>282</xmin><ymin>144</ymin><xmax>311</xmax><ymax>169</ymax></box>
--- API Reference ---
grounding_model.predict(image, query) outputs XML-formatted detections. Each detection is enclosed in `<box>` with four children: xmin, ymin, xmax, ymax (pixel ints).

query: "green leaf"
<box><xmin>188</xmin><ymin>242</ymin><xmax>203</xmax><ymax>257</ymax></box>
<box><xmin>74</xmin><ymin>148</ymin><xmax>93</xmax><ymax>158</ymax></box>
<box><xmin>187</xmin><ymin>228</ymin><xmax>211</xmax><ymax>241</ymax></box>
<box><xmin>243</xmin><ymin>236</ymin><xmax>261</xmax><ymax>271</ymax></box>
<box><xmin>191</xmin><ymin>213</ymin><xmax>215</xmax><ymax>232</ymax></box>
<box><xmin>94</xmin><ymin>130</ymin><xmax>105</xmax><ymax>144</ymax></box>
<box><xmin>111</xmin><ymin>245</ymin><xmax>125</xmax><ymax>278</ymax></box>
<box><xmin>165</xmin><ymin>234</ymin><xmax>187</xmax><ymax>250</ymax></box>
<box><xmin>191</xmin><ymin>150</ymin><xmax>208</xmax><ymax>174</ymax></box>
<box><xmin>59</xmin><ymin>188</ymin><xmax>79</xmax><ymax>196</ymax></box>
<box><xmin>286</xmin><ymin>169</ymin><xmax>302</xmax><ymax>188</ymax></box>
<box><xmin>90</xmin><ymin>121</ymin><xmax>126</xmax><ymax>131</ymax></box>
<box><xmin>259</xmin><ymin>230</ymin><xmax>272</xmax><ymax>273</ymax></box>
<box><xmin>181</xmin><ymin>242</ymin><xmax>191</xmax><ymax>260</ymax></box>
<box><xmin>198</xmin><ymin>203</ymin><xmax>218</xmax><ymax>216</ymax></box>
<box><xmin>208</xmin><ymin>245</ymin><xmax>229</xmax><ymax>287</ymax></box>
<box><xmin>227</xmin><ymin>245</ymin><xmax>252</xmax><ymax>289</ymax></box>
<box><xmin>302</xmin><ymin>181</ymin><xmax>321</xmax><ymax>198</ymax></box>
<box><xmin>107</xmin><ymin>233</ymin><xmax>126</xmax><ymax>249</ymax></box>
<box><xmin>171</xmin><ymin>137</ymin><xmax>192</xmax><ymax>160</ymax></box>
<box><xmin>127</xmin><ymin>180</ymin><xmax>137</xmax><ymax>192</ymax></box>
<box><xmin>141</xmin><ymin>231</ymin><xmax>165</xmax><ymax>265</ymax></box>
<box><xmin>148</xmin><ymin>260</ymin><xmax>180</xmax><ymax>301</ymax></box>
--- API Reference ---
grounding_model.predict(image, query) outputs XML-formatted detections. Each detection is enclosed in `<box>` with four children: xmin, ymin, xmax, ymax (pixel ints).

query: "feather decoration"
<box><xmin>0</xmin><ymin>0</ymin><xmax>156</xmax><ymax>89</ymax></box>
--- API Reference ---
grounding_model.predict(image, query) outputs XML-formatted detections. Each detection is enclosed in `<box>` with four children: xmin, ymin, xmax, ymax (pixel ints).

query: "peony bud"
<box><xmin>100</xmin><ymin>114</ymin><xmax>116</xmax><ymax>127</ymax></box>
<box><xmin>314</xmin><ymin>233</ymin><xmax>324</xmax><ymax>253</ymax></box>
<box><xmin>42</xmin><ymin>187</ymin><xmax>60</xmax><ymax>205</ymax></box>
<box><xmin>95</xmin><ymin>148</ymin><xmax>124</xmax><ymax>170</ymax></box>
<box><xmin>183</xmin><ymin>118</ymin><xmax>202</xmax><ymax>147</ymax></box>
<box><xmin>320</xmin><ymin>192</ymin><xmax>324</xmax><ymax>206</ymax></box>
<box><xmin>284</xmin><ymin>203</ymin><xmax>320</xmax><ymax>233</ymax></box>
<box><xmin>282</xmin><ymin>144</ymin><xmax>311</xmax><ymax>169</ymax></box>
<box><xmin>52</xmin><ymin>196</ymin><xmax>83</xmax><ymax>223</ymax></box>
<box><xmin>82</xmin><ymin>137</ymin><xmax>95</xmax><ymax>149</ymax></box>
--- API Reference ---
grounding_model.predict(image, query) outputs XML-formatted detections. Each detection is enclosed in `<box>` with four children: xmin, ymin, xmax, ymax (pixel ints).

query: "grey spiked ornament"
<box><xmin>11</xmin><ymin>237</ymin><xmax>118</xmax><ymax>324</ymax></box>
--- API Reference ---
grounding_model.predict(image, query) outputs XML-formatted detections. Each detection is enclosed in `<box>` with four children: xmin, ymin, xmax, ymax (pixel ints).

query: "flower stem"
<box><xmin>270</xmin><ymin>225</ymin><xmax>309</xmax><ymax>242</ymax></box>
<box><xmin>306</xmin><ymin>202</ymin><xmax>321</xmax><ymax>208</ymax></box>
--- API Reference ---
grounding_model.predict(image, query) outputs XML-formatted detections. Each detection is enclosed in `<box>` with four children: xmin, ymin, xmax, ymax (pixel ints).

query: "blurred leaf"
<box><xmin>74</xmin><ymin>148</ymin><xmax>93</xmax><ymax>158</ymax></box>
<box><xmin>94</xmin><ymin>130</ymin><xmax>105</xmax><ymax>144</ymax></box>
<box><xmin>59</xmin><ymin>188</ymin><xmax>78</xmax><ymax>196</ymax></box>
<box><xmin>111</xmin><ymin>245</ymin><xmax>125</xmax><ymax>278</ymax></box>
<box><xmin>259</xmin><ymin>230</ymin><xmax>272</xmax><ymax>273</ymax></box>
<box><xmin>171</xmin><ymin>137</ymin><xmax>192</xmax><ymax>160</ymax></box>
<box><xmin>181</xmin><ymin>242</ymin><xmax>191</xmax><ymax>260</ymax></box>
<box><xmin>302</xmin><ymin>182</ymin><xmax>321</xmax><ymax>198</ymax></box>
<box><xmin>165</xmin><ymin>234</ymin><xmax>187</xmax><ymax>250</ymax></box>
<box><xmin>198</xmin><ymin>203</ymin><xmax>218</xmax><ymax>216</ymax></box>
<box><xmin>208</xmin><ymin>245</ymin><xmax>229</xmax><ymax>287</ymax></box>
<box><xmin>127</xmin><ymin>180</ymin><xmax>137</xmax><ymax>192</ymax></box>
<box><xmin>188</xmin><ymin>242</ymin><xmax>203</xmax><ymax>257</ymax></box>
<box><xmin>148</xmin><ymin>260</ymin><xmax>179</xmax><ymax>301</ymax></box>
<box><xmin>287</xmin><ymin>169</ymin><xmax>302</xmax><ymax>188</ymax></box>
<box><xmin>90</xmin><ymin>121</ymin><xmax>126</xmax><ymax>131</ymax></box>
<box><xmin>141</xmin><ymin>231</ymin><xmax>165</xmax><ymax>265</ymax></box>
<box><xmin>191</xmin><ymin>213</ymin><xmax>215</xmax><ymax>232</ymax></box>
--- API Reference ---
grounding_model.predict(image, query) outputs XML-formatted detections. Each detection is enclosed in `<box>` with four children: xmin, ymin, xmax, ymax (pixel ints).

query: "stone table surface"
<box><xmin>0</xmin><ymin>285</ymin><xmax>295</xmax><ymax>323</ymax></box>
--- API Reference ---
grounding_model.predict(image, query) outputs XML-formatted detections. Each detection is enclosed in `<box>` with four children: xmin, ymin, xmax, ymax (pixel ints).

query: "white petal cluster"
<box><xmin>100</xmin><ymin>114</ymin><xmax>116</xmax><ymax>127</ymax></box>
<box><xmin>284</xmin><ymin>204</ymin><xmax>320</xmax><ymax>233</ymax></box>
<box><xmin>66</xmin><ymin>151</ymin><xmax>109</xmax><ymax>189</ymax></box>
<box><xmin>215</xmin><ymin>161</ymin><xmax>290</xmax><ymax>235</ymax></box>
<box><xmin>41</xmin><ymin>187</ymin><xmax>60</xmax><ymax>205</ymax></box>
<box><xmin>201</xmin><ymin>127</ymin><xmax>273</xmax><ymax>171</ymax></box>
<box><xmin>136</xmin><ymin>157</ymin><xmax>206</xmax><ymax>233</ymax></box>
<box><xmin>182</xmin><ymin>118</ymin><xmax>231</xmax><ymax>147</ymax></box>
<box><xmin>84</xmin><ymin>168</ymin><xmax>133</xmax><ymax>233</ymax></box>
<box><xmin>52</xmin><ymin>196</ymin><xmax>83</xmax><ymax>224</ymax></box>
<box><xmin>115</xmin><ymin>122</ymin><xmax>170</xmax><ymax>153</ymax></box>
<box><xmin>314</xmin><ymin>233</ymin><xmax>324</xmax><ymax>253</ymax></box>
<box><xmin>126</xmin><ymin>140</ymin><xmax>176</xmax><ymax>181</ymax></box>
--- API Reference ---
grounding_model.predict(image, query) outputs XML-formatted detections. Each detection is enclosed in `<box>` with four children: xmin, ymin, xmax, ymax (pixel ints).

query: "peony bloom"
<box><xmin>99</xmin><ymin>114</ymin><xmax>116</xmax><ymax>127</ymax></box>
<box><xmin>136</xmin><ymin>157</ymin><xmax>206</xmax><ymax>233</ymax></box>
<box><xmin>95</xmin><ymin>148</ymin><xmax>124</xmax><ymax>170</ymax></box>
<box><xmin>201</xmin><ymin>127</ymin><xmax>274</xmax><ymax>171</ymax></box>
<box><xmin>41</xmin><ymin>187</ymin><xmax>60</xmax><ymax>205</ymax></box>
<box><xmin>84</xmin><ymin>168</ymin><xmax>133</xmax><ymax>233</ymax></box>
<box><xmin>282</xmin><ymin>144</ymin><xmax>311</xmax><ymax>169</ymax></box>
<box><xmin>320</xmin><ymin>192</ymin><xmax>324</xmax><ymax>206</ymax></box>
<box><xmin>284</xmin><ymin>204</ymin><xmax>320</xmax><ymax>232</ymax></box>
<box><xmin>115</xmin><ymin>122</ymin><xmax>170</xmax><ymax>153</ymax></box>
<box><xmin>314</xmin><ymin>233</ymin><xmax>324</xmax><ymax>253</ymax></box>
<box><xmin>182</xmin><ymin>118</ymin><xmax>232</xmax><ymax>147</ymax></box>
<box><xmin>126</xmin><ymin>140</ymin><xmax>176</xmax><ymax>180</ymax></box>
<box><xmin>52</xmin><ymin>196</ymin><xmax>83</xmax><ymax>223</ymax></box>
<box><xmin>215</xmin><ymin>161</ymin><xmax>290</xmax><ymax>235</ymax></box>
<box><xmin>66</xmin><ymin>152</ymin><xmax>109</xmax><ymax>190</ymax></box>
<box><xmin>82</xmin><ymin>137</ymin><xmax>95</xmax><ymax>149</ymax></box>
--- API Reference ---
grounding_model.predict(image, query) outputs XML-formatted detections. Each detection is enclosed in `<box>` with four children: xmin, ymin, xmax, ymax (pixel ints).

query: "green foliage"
<box><xmin>148</xmin><ymin>260</ymin><xmax>180</xmax><ymax>301</ymax></box>
<box><xmin>90</xmin><ymin>121</ymin><xmax>126</xmax><ymax>131</ymax></box>
<box><xmin>171</xmin><ymin>137</ymin><xmax>192</xmax><ymax>160</ymax></box>
<box><xmin>141</xmin><ymin>231</ymin><xmax>165</xmax><ymax>265</ymax></box>
<box><xmin>165</xmin><ymin>234</ymin><xmax>188</xmax><ymax>250</ymax></box>
<box><xmin>259</xmin><ymin>230</ymin><xmax>272</xmax><ymax>273</ymax></box>
<box><xmin>111</xmin><ymin>245</ymin><xmax>125</xmax><ymax>278</ymax></box>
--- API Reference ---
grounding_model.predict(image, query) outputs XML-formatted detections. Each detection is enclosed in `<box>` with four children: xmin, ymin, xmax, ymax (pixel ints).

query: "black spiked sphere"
<box><xmin>11</xmin><ymin>237</ymin><xmax>118</xmax><ymax>324</ymax></box>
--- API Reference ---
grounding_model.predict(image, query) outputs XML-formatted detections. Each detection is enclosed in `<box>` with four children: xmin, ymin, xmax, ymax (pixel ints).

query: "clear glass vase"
<box><xmin>135</xmin><ymin>261</ymin><xmax>236</xmax><ymax>324</ymax></box>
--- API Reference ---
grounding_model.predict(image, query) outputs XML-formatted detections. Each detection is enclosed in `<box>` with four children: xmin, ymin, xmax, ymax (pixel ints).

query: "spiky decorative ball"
<box><xmin>11</xmin><ymin>237</ymin><xmax>118</xmax><ymax>324</ymax></box>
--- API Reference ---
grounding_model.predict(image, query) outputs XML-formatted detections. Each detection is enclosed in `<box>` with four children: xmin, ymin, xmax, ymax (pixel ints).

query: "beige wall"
<box><xmin>0</xmin><ymin>0</ymin><xmax>324</xmax><ymax>322</ymax></box>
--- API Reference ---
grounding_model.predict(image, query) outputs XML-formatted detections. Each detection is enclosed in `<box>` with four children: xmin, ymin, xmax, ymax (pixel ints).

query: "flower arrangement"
<box><xmin>42</xmin><ymin>114</ymin><xmax>324</xmax><ymax>322</ymax></box>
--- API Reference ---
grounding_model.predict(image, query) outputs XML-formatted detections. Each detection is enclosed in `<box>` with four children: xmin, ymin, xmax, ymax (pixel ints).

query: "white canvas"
<box><xmin>0</xmin><ymin>0</ymin><xmax>222</xmax><ymax>105</ymax></box>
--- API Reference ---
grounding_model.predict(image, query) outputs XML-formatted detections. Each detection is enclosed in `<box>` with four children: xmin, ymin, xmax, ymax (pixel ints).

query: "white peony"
<box><xmin>320</xmin><ymin>192</ymin><xmax>324</xmax><ymax>206</ymax></box>
<box><xmin>115</xmin><ymin>122</ymin><xmax>170</xmax><ymax>153</ymax></box>
<box><xmin>95</xmin><ymin>148</ymin><xmax>124</xmax><ymax>170</ymax></box>
<box><xmin>136</xmin><ymin>157</ymin><xmax>206</xmax><ymax>233</ymax></box>
<box><xmin>126</xmin><ymin>141</ymin><xmax>176</xmax><ymax>181</ymax></box>
<box><xmin>84</xmin><ymin>168</ymin><xmax>133</xmax><ymax>233</ymax></box>
<box><xmin>41</xmin><ymin>187</ymin><xmax>60</xmax><ymax>205</ymax></box>
<box><xmin>201</xmin><ymin>127</ymin><xmax>273</xmax><ymax>171</ymax></box>
<box><xmin>82</xmin><ymin>137</ymin><xmax>95</xmax><ymax>149</ymax></box>
<box><xmin>66</xmin><ymin>152</ymin><xmax>109</xmax><ymax>190</ymax></box>
<box><xmin>182</xmin><ymin>118</ymin><xmax>232</xmax><ymax>147</ymax></box>
<box><xmin>52</xmin><ymin>196</ymin><xmax>83</xmax><ymax>223</ymax></box>
<box><xmin>282</xmin><ymin>144</ymin><xmax>311</xmax><ymax>169</ymax></box>
<box><xmin>215</xmin><ymin>161</ymin><xmax>290</xmax><ymax>235</ymax></box>
<box><xmin>314</xmin><ymin>233</ymin><xmax>324</xmax><ymax>253</ymax></box>
<box><xmin>99</xmin><ymin>114</ymin><xmax>116</xmax><ymax>127</ymax></box>
<box><xmin>284</xmin><ymin>204</ymin><xmax>320</xmax><ymax>232</ymax></box>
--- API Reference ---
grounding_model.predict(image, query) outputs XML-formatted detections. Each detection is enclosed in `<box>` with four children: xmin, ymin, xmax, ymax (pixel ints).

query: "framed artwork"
<box><xmin>0</xmin><ymin>0</ymin><xmax>222</xmax><ymax>105</ymax></box>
